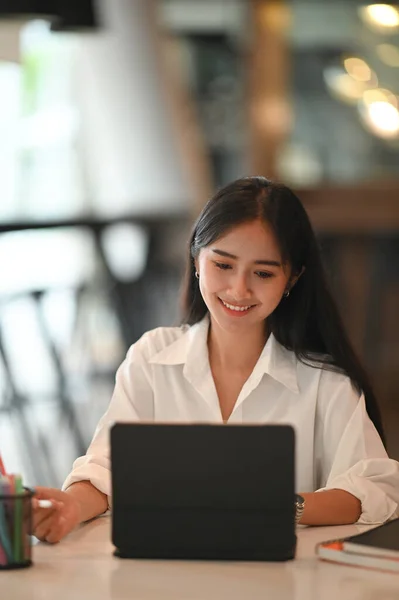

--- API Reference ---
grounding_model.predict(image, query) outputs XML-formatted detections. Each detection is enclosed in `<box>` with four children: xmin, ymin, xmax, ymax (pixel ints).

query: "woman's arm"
<box><xmin>65</xmin><ymin>480</ymin><xmax>108</xmax><ymax>522</ymax></box>
<box><xmin>299</xmin><ymin>489</ymin><xmax>361</xmax><ymax>526</ymax></box>
<box><xmin>314</xmin><ymin>371</ymin><xmax>399</xmax><ymax>524</ymax></box>
<box><xmin>33</xmin><ymin>337</ymin><xmax>156</xmax><ymax>544</ymax></box>
<box><xmin>62</xmin><ymin>339</ymin><xmax>154</xmax><ymax>498</ymax></box>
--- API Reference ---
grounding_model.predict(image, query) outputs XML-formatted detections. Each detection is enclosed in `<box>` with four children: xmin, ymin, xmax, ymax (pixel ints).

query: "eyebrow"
<box><xmin>211</xmin><ymin>249</ymin><xmax>282</xmax><ymax>267</ymax></box>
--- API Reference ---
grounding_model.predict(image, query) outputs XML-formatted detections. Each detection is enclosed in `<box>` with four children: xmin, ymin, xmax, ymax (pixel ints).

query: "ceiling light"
<box><xmin>359</xmin><ymin>99</ymin><xmax>399</xmax><ymax>138</ymax></box>
<box><xmin>343</xmin><ymin>57</ymin><xmax>373</xmax><ymax>82</ymax></box>
<box><xmin>359</xmin><ymin>4</ymin><xmax>399</xmax><ymax>29</ymax></box>
<box><xmin>363</xmin><ymin>88</ymin><xmax>398</xmax><ymax>107</ymax></box>
<box><xmin>324</xmin><ymin>66</ymin><xmax>377</xmax><ymax>104</ymax></box>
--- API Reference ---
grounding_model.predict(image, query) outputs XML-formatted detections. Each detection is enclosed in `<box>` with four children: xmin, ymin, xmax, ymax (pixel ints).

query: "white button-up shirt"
<box><xmin>63</xmin><ymin>317</ymin><xmax>399</xmax><ymax>524</ymax></box>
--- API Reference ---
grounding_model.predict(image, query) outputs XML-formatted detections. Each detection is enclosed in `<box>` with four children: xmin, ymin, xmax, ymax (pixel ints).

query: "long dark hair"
<box><xmin>181</xmin><ymin>176</ymin><xmax>384</xmax><ymax>441</ymax></box>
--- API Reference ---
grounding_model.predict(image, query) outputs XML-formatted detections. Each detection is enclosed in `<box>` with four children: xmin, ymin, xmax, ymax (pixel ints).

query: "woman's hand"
<box><xmin>32</xmin><ymin>487</ymin><xmax>81</xmax><ymax>544</ymax></box>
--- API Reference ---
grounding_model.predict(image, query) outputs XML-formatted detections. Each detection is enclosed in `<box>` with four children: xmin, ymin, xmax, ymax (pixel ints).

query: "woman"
<box><xmin>33</xmin><ymin>176</ymin><xmax>399</xmax><ymax>543</ymax></box>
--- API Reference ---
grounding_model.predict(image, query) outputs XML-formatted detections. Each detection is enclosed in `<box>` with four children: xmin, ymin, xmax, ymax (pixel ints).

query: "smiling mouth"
<box><xmin>219</xmin><ymin>298</ymin><xmax>256</xmax><ymax>312</ymax></box>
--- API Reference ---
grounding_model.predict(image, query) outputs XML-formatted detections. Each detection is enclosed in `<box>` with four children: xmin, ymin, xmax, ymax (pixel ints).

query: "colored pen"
<box><xmin>0</xmin><ymin>542</ymin><xmax>7</xmax><ymax>566</ymax></box>
<box><xmin>0</xmin><ymin>455</ymin><xmax>6</xmax><ymax>477</ymax></box>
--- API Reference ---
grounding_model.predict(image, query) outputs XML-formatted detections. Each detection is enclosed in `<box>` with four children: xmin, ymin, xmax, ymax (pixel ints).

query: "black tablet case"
<box><xmin>111</xmin><ymin>423</ymin><xmax>296</xmax><ymax>561</ymax></box>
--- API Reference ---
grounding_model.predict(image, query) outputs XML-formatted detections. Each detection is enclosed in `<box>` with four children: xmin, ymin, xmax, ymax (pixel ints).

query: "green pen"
<box><xmin>13</xmin><ymin>475</ymin><xmax>23</xmax><ymax>562</ymax></box>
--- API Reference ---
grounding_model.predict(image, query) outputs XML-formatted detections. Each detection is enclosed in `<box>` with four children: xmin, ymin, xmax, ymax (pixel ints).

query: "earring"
<box><xmin>195</xmin><ymin>271</ymin><xmax>200</xmax><ymax>280</ymax></box>
<box><xmin>284</xmin><ymin>289</ymin><xmax>290</xmax><ymax>298</ymax></box>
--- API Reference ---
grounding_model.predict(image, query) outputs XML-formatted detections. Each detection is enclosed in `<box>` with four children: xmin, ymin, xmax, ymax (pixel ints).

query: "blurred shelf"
<box><xmin>298</xmin><ymin>185</ymin><xmax>399</xmax><ymax>234</ymax></box>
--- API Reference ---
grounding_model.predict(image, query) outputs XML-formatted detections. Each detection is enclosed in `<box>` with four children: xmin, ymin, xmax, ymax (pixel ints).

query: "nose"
<box><xmin>228</xmin><ymin>272</ymin><xmax>252</xmax><ymax>301</ymax></box>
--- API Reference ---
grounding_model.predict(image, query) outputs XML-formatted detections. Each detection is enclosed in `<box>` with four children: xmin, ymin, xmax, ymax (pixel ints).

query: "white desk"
<box><xmin>3</xmin><ymin>517</ymin><xmax>399</xmax><ymax>599</ymax></box>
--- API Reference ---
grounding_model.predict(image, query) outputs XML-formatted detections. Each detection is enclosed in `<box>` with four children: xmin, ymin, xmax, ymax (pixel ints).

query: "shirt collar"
<box><xmin>255</xmin><ymin>332</ymin><xmax>299</xmax><ymax>394</ymax></box>
<box><xmin>149</xmin><ymin>318</ymin><xmax>208</xmax><ymax>366</ymax></box>
<box><xmin>149</xmin><ymin>315</ymin><xmax>299</xmax><ymax>394</ymax></box>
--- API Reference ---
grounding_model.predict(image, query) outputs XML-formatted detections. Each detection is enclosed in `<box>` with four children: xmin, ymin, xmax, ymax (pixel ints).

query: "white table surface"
<box><xmin>3</xmin><ymin>516</ymin><xmax>399</xmax><ymax>599</ymax></box>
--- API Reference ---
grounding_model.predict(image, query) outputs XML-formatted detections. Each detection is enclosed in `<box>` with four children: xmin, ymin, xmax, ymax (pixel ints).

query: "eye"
<box><xmin>255</xmin><ymin>271</ymin><xmax>273</xmax><ymax>279</ymax></box>
<box><xmin>214</xmin><ymin>261</ymin><xmax>231</xmax><ymax>270</ymax></box>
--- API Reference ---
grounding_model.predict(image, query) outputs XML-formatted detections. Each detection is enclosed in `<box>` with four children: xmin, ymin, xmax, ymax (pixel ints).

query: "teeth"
<box><xmin>221</xmin><ymin>300</ymin><xmax>252</xmax><ymax>312</ymax></box>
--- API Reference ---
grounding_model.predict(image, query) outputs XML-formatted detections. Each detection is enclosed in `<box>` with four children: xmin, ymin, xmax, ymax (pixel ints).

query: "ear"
<box><xmin>194</xmin><ymin>257</ymin><xmax>199</xmax><ymax>274</ymax></box>
<box><xmin>288</xmin><ymin>266</ymin><xmax>305</xmax><ymax>292</ymax></box>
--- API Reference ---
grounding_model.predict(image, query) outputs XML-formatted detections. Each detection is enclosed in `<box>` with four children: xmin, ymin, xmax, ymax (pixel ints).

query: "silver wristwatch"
<box><xmin>295</xmin><ymin>494</ymin><xmax>305</xmax><ymax>525</ymax></box>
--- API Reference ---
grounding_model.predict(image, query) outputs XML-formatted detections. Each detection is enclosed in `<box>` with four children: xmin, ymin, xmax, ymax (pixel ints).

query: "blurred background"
<box><xmin>0</xmin><ymin>0</ymin><xmax>398</xmax><ymax>487</ymax></box>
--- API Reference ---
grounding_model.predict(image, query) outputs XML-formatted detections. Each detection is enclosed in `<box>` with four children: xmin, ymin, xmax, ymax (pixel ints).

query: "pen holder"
<box><xmin>0</xmin><ymin>487</ymin><xmax>33</xmax><ymax>569</ymax></box>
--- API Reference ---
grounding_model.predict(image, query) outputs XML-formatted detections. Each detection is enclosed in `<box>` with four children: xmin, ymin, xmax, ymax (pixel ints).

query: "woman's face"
<box><xmin>196</xmin><ymin>219</ymin><xmax>291</xmax><ymax>337</ymax></box>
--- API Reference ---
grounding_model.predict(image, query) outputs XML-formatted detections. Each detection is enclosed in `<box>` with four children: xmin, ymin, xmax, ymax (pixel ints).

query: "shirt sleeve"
<box><xmin>315</xmin><ymin>370</ymin><xmax>399</xmax><ymax>524</ymax></box>
<box><xmin>62</xmin><ymin>337</ymin><xmax>154</xmax><ymax>502</ymax></box>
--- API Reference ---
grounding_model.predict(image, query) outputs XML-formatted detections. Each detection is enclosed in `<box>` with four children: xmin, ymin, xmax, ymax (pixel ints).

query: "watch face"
<box><xmin>295</xmin><ymin>494</ymin><xmax>305</xmax><ymax>505</ymax></box>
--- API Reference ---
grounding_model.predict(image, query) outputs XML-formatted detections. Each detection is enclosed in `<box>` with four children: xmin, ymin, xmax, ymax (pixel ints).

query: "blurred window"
<box><xmin>0</xmin><ymin>19</ymin><xmax>84</xmax><ymax>220</ymax></box>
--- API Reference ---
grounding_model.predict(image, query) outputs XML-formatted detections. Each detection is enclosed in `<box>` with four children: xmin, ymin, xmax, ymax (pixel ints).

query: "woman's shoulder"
<box><xmin>126</xmin><ymin>324</ymin><xmax>191</xmax><ymax>362</ymax></box>
<box><xmin>295</xmin><ymin>352</ymin><xmax>358</xmax><ymax>396</ymax></box>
